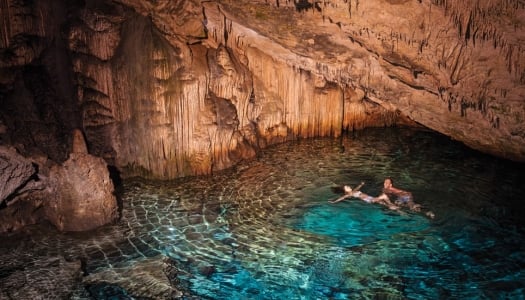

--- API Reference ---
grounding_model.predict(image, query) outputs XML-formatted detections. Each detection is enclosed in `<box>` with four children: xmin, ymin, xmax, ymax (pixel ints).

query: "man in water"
<box><xmin>376</xmin><ymin>177</ymin><xmax>419</xmax><ymax>211</ymax></box>
<box><xmin>329</xmin><ymin>182</ymin><xmax>400</xmax><ymax>210</ymax></box>
<box><xmin>377</xmin><ymin>177</ymin><xmax>435</xmax><ymax>218</ymax></box>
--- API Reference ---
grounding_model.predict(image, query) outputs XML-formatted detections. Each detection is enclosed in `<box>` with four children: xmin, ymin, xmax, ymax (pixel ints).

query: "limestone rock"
<box><xmin>84</xmin><ymin>256</ymin><xmax>183</xmax><ymax>299</ymax></box>
<box><xmin>1</xmin><ymin>0</ymin><xmax>524</xmax><ymax>181</ymax></box>
<box><xmin>0</xmin><ymin>0</ymin><xmax>78</xmax><ymax>163</ymax></box>
<box><xmin>71</xmin><ymin>128</ymin><xmax>88</xmax><ymax>154</ymax></box>
<box><xmin>46</xmin><ymin>152</ymin><xmax>118</xmax><ymax>232</ymax></box>
<box><xmin>0</xmin><ymin>189</ymin><xmax>46</xmax><ymax>233</ymax></box>
<box><xmin>206</xmin><ymin>0</ymin><xmax>525</xmax><ymax>161</ymax></box>
<box><xmin>0</xmin><ymin>146</ymin><xmax>35</xmax><ymax>204</ymax></box>
<box><xmin>0</xmin><ymin>148</ymin><xmax>50</xmax><ymax>233</ymax></box>
<box><xmin>0</xmin><ymin>256</ymin><xmax>82</xmax><ymax>299</ymax></box>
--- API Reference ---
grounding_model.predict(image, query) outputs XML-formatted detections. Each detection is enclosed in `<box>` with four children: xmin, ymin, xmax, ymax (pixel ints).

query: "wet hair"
<box><xmin>331</xmin><ymin>186</ymin><xmax>345</xmax><ymax>194</ymax></box>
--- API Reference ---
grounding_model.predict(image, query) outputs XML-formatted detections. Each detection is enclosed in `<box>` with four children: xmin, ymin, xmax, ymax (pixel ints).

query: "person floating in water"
<box><xmin>329</xmin><ymin>178</ymin><xmax>435</xmax><ymax>218</ymax></box>
<box><xmin>376</xmin><ymin>177</ymin><xmax>435</xmax><ymax>218</ymax></box>
<box><xmin>329</xmin><ymin>182</ymin><xmax>400</xmax><ymax>210</ymax></box>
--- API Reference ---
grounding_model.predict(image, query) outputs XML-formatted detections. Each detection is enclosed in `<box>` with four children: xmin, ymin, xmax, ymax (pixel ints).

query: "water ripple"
<box><xmin>1</xmin><ymin>128</ymin><xmax>524</xmax><ymax>299</ymax></box>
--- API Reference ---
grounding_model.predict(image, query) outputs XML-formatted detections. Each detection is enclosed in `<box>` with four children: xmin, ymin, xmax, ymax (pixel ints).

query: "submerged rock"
<box><xmin>0</xmin><ymin>256</ymin><xmax>82</xmax><ymax>299</ymax></box>
<box><xmin>83</xmin><ymin>256</ymin><xmax>184</xmax><ymax>299</ymax></box>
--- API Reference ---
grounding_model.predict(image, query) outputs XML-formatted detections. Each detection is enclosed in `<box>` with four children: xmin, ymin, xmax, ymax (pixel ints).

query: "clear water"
<box><xmin>1</xmin><ymin>128</ymin><xmax>524</xmax><ymax>299</ymax></box>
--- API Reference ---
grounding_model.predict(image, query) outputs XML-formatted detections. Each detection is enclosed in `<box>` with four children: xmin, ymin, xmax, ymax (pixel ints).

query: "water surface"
<box><xmin>1</xmin><ymin>128</ymin><xmax>524</xmax><ymax>299</ymax></box>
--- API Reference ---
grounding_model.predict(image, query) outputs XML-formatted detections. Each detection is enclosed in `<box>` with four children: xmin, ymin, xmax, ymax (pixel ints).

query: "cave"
<box><xmin>1</xmin><ymin>0</ymin><xmax>524</xmax><ymax>298</ymax></box>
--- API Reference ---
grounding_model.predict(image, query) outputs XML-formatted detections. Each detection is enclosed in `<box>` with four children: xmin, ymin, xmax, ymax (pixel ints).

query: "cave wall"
<box><xmin>0</xmin><ymin>0</ymin><xmax>79</xmax><ymax>161</ymax></box>
<box><xmin>68</xmin><ymin>3</ymin><xmax>260</xmax><ymax>178</ymax></box>
<box><xmin>206</xmin><ymin>0</ymin><xmax>525</xmax><ymax>161</ymax></box>
<box><xmin>1</xmin><ymin>0</ymin><xmax>524</xmax><ymax>180</ymax></box>
<box><xmin>70</xmin><ymin>0</ymin><xmax>384</xmax><ymax>179</ymax></box>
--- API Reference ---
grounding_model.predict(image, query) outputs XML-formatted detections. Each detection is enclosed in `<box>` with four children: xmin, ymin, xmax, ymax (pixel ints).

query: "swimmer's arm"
<box><xmin>375</xmin><ymin>196</ymin><xmax>400</xmax><ymax>210</ymax></box>
<box><xmin>329</xmin><ymin>194</ymin><xmax>351</xmax><ymax>203</ymax></box>
<box><xmin>374</xmin><ymin>193</ymin><xmax>389</xmax><ymax>202</ymax></box>
<box><xmin>374</xmin><ymin>193</ymin><xmax>396</xmax><ymax>206</ymax></box>
<box><xmin>354</xmin><ymin>181</ymin><xmax>365</xmax><ymax>192</ymax></box>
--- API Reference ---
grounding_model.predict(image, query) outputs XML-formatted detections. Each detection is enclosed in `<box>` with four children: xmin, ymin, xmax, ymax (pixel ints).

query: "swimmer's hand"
<box><xmin>388</xmin><ymin>204</ymin><xmax>400</xmax><ymax>210</ymax></box>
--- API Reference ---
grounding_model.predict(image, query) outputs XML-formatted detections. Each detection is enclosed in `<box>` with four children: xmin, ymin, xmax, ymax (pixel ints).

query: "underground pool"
<box><xmin>1</xmin><ymin>128</ymin><xmax>524</xmax><ymax>299</ymax></box>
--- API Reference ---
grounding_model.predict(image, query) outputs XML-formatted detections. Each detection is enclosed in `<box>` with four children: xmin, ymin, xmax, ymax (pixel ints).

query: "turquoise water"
<box><xmin>291</xmin><ymin>202</ymin><xmax>430</xmax><ymax>247</ymax></box>
<box><xmin>1</xmin><ymin>128</ymin><xmax>524</xmax><ymax>299</ymax></box>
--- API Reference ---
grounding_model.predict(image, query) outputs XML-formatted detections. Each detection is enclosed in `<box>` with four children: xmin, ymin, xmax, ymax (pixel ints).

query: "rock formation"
<box><xmin>0</xmin><ymin>129</ymin><xmax>118</xmax><ymax>233</ymax></box>
<box><xmin>83</xmin><ymin>256</ymin><xmax>184</xmax><ymax>299</ymax></box>
<box><xmin>0</xmin><ymin>256</ymin><xmax>82</xmax><ymax>299</ymax></box>
<box><xmin>1</xmin><ymin>0</ymin><xmax>524</xmax><ymax>182</ymax></box>
<box><xmin>45</xmin><ymin>129</ymin><xmax>119</xmax><ymax>232</ymax></box>
<box><xmin>0</xmin><ymin>146</ymin><xmax>35</xmax><ymax>203</ymax></box>
<box><xmin>0</xmin><ymin>146</ymin><xmax>45</xmax><ymax>233</ymax></box>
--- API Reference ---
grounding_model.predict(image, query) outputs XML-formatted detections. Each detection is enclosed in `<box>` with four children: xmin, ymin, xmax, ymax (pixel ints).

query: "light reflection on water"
<box><xmin>1</xmin><ymin>128</ymin><xmax>524</xmax><ymax>299</ymax></box>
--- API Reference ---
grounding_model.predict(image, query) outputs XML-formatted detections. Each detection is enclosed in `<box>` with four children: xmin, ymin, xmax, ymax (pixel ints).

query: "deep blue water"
<box><xmin>291</xmin><ymin>201</ymin><xmax>431</xmax><ymax>247</ymax></box>
<box><xmin>1</xmin><ymin>128</ymin><xmax>524</xmax><ymax>299</ymax></box>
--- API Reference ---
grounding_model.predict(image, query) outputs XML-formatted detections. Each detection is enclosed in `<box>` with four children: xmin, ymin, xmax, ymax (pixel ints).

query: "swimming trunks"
<box><xmin>398</xmin><ymin>195</ymin><xmax>411</xmax><ymax>203</ymax></box>
<box><xmin>363</xmin><ymin>196</ymin><xmax>373</xmax><ymax>203</ymax></box>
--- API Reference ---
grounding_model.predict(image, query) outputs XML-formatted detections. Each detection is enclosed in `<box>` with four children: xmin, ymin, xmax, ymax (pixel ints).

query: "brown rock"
<box><xmin>71</xmin><ymin>128</ymin><xmax>88</xmax><ymax>154</ymax></box>
<box><xmin>0</xmin><ymin>198</ymin><xmax>45</xmax><ymax>233</ymax></box>
<box><xmin>0</xmin><ymin>146</ymin><xmax>35</xmax><ymax>205</ymax></box>
<box><xmin>46</xmin><ymin>152</ymin><xmax>118</xmax><ymax>232</ymax></box>
<box><xmin>0</xmin><ymin>256</ymin><xmax>82</xmax><ymax>299</ymax></box>
<box><xmin>0</xmin><ymin>148</ymin><xmax>50</xmax><ymax>233</ymax></box>
<box><xmin>83</xmin><ymin>257</ymin><xmax>183</xmax><ymax>299</ymax></box>
<box><xmin>1</xmin><ymin>0</ymin><xmax>524</xmax><ymax>182</ymax></box>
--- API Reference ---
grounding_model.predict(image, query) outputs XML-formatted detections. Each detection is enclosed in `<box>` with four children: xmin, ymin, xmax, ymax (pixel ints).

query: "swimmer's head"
<box><xmin>343</xmin><ymin>185</ymin><xmax>353</xmax><ymax>193</ymax></box>
<box><xmin>384</xmin><ymin>177</ymin><xmax>393</xmax><ymax>189</ymax></box>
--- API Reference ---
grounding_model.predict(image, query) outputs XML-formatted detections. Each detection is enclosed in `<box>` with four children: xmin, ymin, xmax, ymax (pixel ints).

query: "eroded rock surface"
<box><xmin>0</xmin><ymin>146</ymin><xmax>35</xmax><ymax>204</ymax></box>
<box><xmin>46</xmin><ymin>151</ymin><xmax>118</xmax><ymax>232</ymax></box>
<box><xmin>0</xmin><ymin>128</ymin><xmax>118</xmax><ymax>233</ymax></box>
<box><xmin>0</xmin><ymin>146</ymin><xmax>46</xmax><ymax>233</ymax></box>
<box><xmin>1</xmin><ymin>0</ymin><xmax>524</xmax><ymax>181</ymax></box>
<box><xmin>204</xmin><ymin>0</ymin><xmax>525</xmax><ymax>161</ymax></box>
<box><xmin>0</xmin><ymin>256</ymin><xmax>82</xmax><ymax>299</ymax></box>
<box><xmin>83</xmin><ymin>256</ymin><xmax>184</xmax><ymax>299</ymax></box>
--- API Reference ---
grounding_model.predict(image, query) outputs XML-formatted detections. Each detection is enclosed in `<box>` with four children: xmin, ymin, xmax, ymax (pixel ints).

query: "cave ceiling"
<box><xmin>0</xmin><ymin>0</ymin><xmax>524</xmax><ymax>179</ymax></box>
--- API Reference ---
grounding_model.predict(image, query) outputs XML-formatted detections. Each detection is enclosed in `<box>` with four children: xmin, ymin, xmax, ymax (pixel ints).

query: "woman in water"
<box><xmin>329</xmin><ymin>182</ymin><xmax>399</xmax><ymax>210</ymax></box>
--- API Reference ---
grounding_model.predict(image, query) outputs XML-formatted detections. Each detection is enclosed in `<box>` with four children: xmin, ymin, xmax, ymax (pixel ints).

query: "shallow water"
<box><xmin>1</xmin><ymin>128</ymin><xmax>524</xmax><ymax>299</ymax></box>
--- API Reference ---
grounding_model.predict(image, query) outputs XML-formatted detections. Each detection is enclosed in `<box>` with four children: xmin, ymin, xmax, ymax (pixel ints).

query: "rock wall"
<box><xmin>67</xmin><ymin>0</ymin><xmax>417</xmax><ymax>179</ymax></box>
<box><xmin>0</xmin><ymin>130</ymin><xmax>119</xmax><ymax>234</ymax></box>
<box><xmin>0</xmin><ymin>0</ymin><xmax>79</xmax><ymax>162</ymax></box>
<box><xmin>207</xmin><ymin>0</ymin><xmax>525</xmax><ymax>161</ymax></box>
<box><xmin>1</xmin><ymin>0</ymin><xmax>524</xmax><ymax>181</ymax></box>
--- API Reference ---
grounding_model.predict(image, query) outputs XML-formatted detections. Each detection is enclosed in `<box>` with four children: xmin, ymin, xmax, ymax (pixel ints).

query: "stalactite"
<box><xmin>244</xmin><ymin>47</ymin><xmax>343</xmax><ymax>140</ymax></box>
<box><xmin>71</xmin><ymin>0</ymin><xmax>525</xmax><ymax>177</ymax></box>
<box><xmin>344</xmin><ymin>102</ymin><xmax>366</xmax><ymax>131</ymax></box>
<box><xmin>431</xmin><ymin>0</ymin><xmax>524</xmax><ymax>79</ymax></box>
<box><xmin>223</xmin><ymin>15</ymin><xmax>228</xmax><ymax>44</ymax></box>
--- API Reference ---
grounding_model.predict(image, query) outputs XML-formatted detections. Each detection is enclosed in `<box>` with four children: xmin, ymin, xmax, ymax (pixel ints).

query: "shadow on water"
<box><xmin>1</xmin><ymin>128</ymin><xmax>524</xmax><ymax>299</ymax></box>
